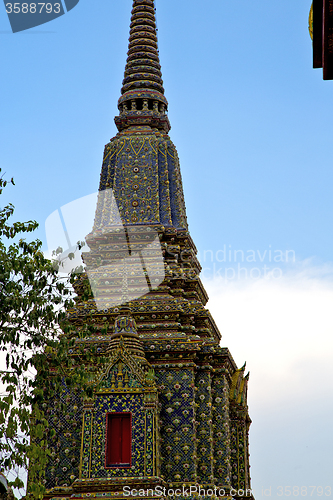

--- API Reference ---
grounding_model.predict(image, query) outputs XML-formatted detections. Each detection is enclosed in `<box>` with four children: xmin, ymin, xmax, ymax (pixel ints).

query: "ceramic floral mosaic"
<box><xmin>41</xmin><ymin>1</ymin><xmax>254</xmax><ymax>499</ymax></box>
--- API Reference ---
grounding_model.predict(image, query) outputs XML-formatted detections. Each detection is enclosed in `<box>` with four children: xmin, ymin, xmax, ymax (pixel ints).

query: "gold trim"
<box><xmin>157</xmin><ymin>146</ymin><xmax>167</xmax><ymax>158</ymax></box>
<box><xmin>89</xmin><ymin>413</ymin><xmax>94</xmax><ymax>478</ymax></box>
<box><xmin>144</xmin><ymin>412</ymin><xmax>147</xmax><ymax>476</ymax></box>
<box><xmin>166</xmin><ymin>149</ymin><xmax>175</xmax><ymax>160</ymax></box>
<box><xmin>79</xmin><ymin>412</ymin><xmax>85</xmax><ymax>479</ymax></box>
<box><xmin>152</xmin><ymin>414</ymin><xmax>155</xmax><ymax>477</ymax></box>
<box><xmin>116</xmin><ymin>141</ymin><xmax>125</xmax><ymax>158</ymax></box>
<box><xmin>130</xmin><ymin>137</ymin><xmax>146</xmax><ymax>157</ymax></box>
<box><xmin>103</xmin><ymin>150</ymin><xmax>111</xmax><ymax>163</ymax></box>
<box><xmin>96</xmin><ymin>388</ymin><xmax>157</xmax><ymax>394</ymax></box>
<box><xmin>148</xmin><ymin>137</ymin><xmax>157</xmax><ymax>154</ymax></box>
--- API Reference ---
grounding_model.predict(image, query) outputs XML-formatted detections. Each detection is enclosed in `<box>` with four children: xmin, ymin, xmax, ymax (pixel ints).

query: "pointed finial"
<box><xmin>115</xmin><ymin>0</ymin><xmax>170</xmax><ymax>132</ymax></box>
<box><xmin>113</xmin><ymin>306</ymin><xmax>138</xmax><ymax>337</ymax></box>
<box><xmin>122</xmin><ymin>0</ymin><xmax>164</xmax><ymax>96</ymax></box>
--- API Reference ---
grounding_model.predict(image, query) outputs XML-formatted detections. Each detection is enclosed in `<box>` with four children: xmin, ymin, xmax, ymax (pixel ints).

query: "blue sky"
<box><xmin>1</xmin><ymin>0</ymin><xmax>333</xmax><ymax>498</ymax></box>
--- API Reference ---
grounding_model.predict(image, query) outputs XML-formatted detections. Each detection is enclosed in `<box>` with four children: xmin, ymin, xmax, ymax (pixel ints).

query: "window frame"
<box><xmin>105</xmin><ymin>412</ymin><xmax>132</xmax><ymax>469</ymax></box>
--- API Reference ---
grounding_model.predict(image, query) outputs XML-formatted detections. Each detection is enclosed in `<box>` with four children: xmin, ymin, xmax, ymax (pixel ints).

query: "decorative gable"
<box><xmin>78</xmin><ymin>317</ymin><xmax>160</xmax><ymax>485</ymax></box>
<box><xmin>97</xmin><ymin>337</ymin><xmax>156</xmax><ymax>393</ymax></box>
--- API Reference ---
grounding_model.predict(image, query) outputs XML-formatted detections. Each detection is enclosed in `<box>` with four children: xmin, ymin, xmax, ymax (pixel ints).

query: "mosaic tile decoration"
<box><xmin>156</xmin><ymin>368</ymin><xmax>196</xmax><ymax>483</ymax></box>
<box><xmin>45</xmin><ymin>386</ymin><xmax>83</xmax><ymax>489</ymax></box>
<box><xmin>91</xmin><ymin>393</ymin><xmax>145</xmax><ymax>479</ymax></box>
<box><xmin>96</xmin><ymin>135</ymin><xmax>187</xmax><ymax>230</ymax></box>
<box><xmin>212</xmin><ymin>374</ymin><xmax>231</xmax><ymax>487</ymax></box>
<box><xmin>195</xmin><ymin>370</ymin><xmax>214</xmax><ymax>484</ymax></box>
<box><xmin>40</xmin><ymin>1</ymin><xmax>255</xmax><ymax>499</ymax></box>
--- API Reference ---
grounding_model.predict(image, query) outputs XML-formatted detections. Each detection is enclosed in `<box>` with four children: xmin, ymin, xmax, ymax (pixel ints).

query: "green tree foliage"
<box><xmin>0</xmin><ymin>171</ymin><xmax>94</xmax><ymax>498</ymax></box>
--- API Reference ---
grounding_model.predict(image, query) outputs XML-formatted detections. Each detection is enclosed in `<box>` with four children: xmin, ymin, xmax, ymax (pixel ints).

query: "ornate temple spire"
<box><xmin>115</xmin><ymin>0</ymin><xmax>170</xmax><ymax>133</ymax></box>
<box><xmin>40</xmin><ymin>2</ymin><xmax>255</xmax><ymax>497</ymax></box>
<box><xmin>121</xmin><ymin>0</ymin><xmax>164</xmax><ymax>96</ymax></box>
<box><xmin>94</xmin><ymin>0</ymin><xmax>187</xmax><ymax>228</ymax></box>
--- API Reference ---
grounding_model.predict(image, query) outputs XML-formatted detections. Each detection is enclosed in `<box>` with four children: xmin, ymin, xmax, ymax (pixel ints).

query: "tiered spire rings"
<box><xmin>115</xmin><ymin>0</ymin><xmax>170</xmax><ymax>133</ymax></box>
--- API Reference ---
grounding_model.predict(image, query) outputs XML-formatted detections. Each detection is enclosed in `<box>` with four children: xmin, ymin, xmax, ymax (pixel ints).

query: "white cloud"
<box><xmin>204</xmin><ymin>261</ymin><xmax>333</xmax><ymax>384</ymax></box>
<box><xmin>203</xmin><ymin>261</ymin><xmax>333</xmax><ymax>498</ymax></box>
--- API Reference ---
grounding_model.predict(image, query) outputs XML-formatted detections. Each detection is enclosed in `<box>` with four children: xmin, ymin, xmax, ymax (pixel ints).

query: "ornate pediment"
<box><xmin>97</xmin><ymin>337</ymin><xmax>156</xmax><ymax>393</ymax></box>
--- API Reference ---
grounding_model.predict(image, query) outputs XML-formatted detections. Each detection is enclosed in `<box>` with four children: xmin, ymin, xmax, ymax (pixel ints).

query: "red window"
<box><xmin>106</xmin><ymin>413</ymin><xmax>131</xmax><ymax>467</ymax></box>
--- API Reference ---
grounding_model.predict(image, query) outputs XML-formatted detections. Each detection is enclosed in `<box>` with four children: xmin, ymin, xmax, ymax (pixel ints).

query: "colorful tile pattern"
<box><xmin>41</xmin><ymin>1</ymin><xmax>255</xmax><ymax>499</ymax></box>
